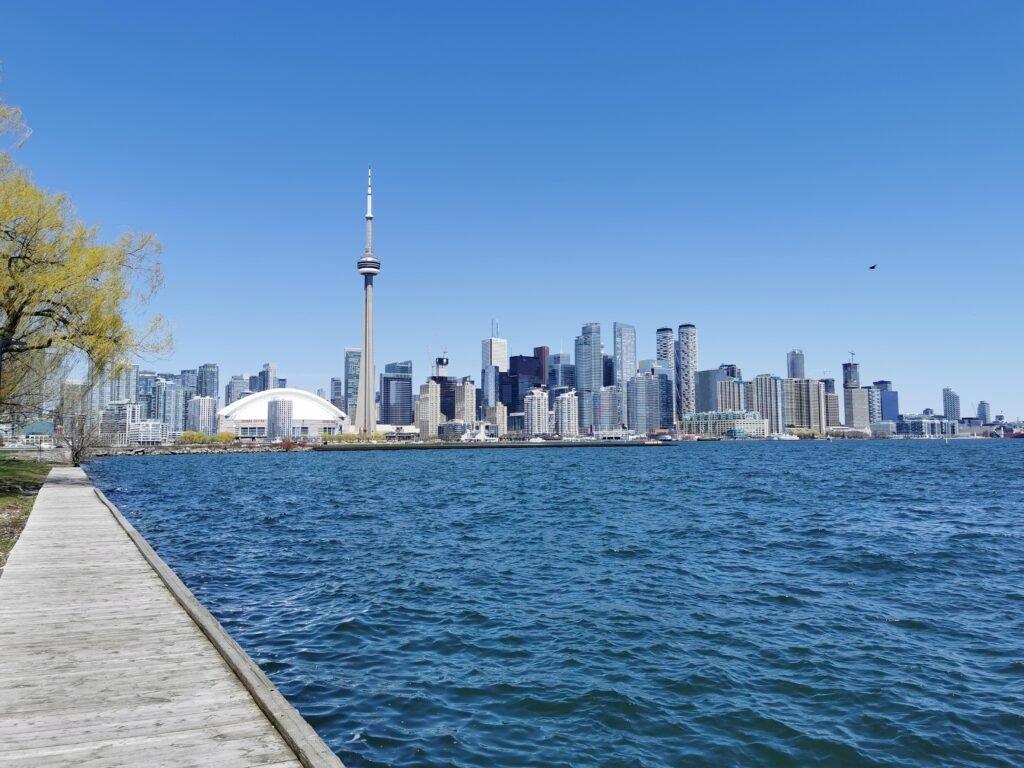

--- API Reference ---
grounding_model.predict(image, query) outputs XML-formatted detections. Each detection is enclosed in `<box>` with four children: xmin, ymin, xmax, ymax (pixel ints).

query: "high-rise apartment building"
<box><xmin>266</xmin><ymin>398</ymin><xmax>293</xmax><ymax>440</ymax></box>
<box><xmin>329</xmin><ymin>377</ymin><xmax>344</xmax><ymax>410</ymax></box>
<box><xmin>942</xmin><ymin>387</ymin><xmax>961</xmax><ymax>421</ymax></box>
<box><xmin>485</xmin><ymin>402</ymin><xmax>508</xmax><ymax>437</ymax></box>
<box><xmin>842</xmin><ymin>362</ymin><xmax>860</xmax><ymax>390</ymax></box>
<box><xmin>593</xmin><ymin>386</ymin><xmax>621</xmax><ymax>432</ymax></box>
<box><xmin>745</xmin><ymin>374</ymin><xmax>784</xmax><ymax>435</ymax></box>
<box><xmin>844</xmin><ymin>387</ymin><xmax>870</xmax><ymax>429</ymax></box>
<box><xmin>626</xmin><ymin>373</ymin><xmax>660</xmax><ymax>435</ymax></box>
<box><xmin>257</xmin><ymin>363</ymin><xmax>278</xmax><ymax>393</ymax></box>
<box><xmin>865</xmin><ymin>386</ymin><xmax>882</xmax><ymax>424</ymax></box>
<box><xmin>655</xmin><ymin>327</ymin><xmax>676</xmax><ymax>424</ymax></box>
<box><xmin>612</xmin><ymin>323</ymin><xmax>637</xmax><ymax>423</ymax></box>
<box><xmin>415</xmin><ymin>380</ymin><xmax>442</xmax><ymax>440</ymax></box>
<box><xmin>676</xmin><ymin>324</ymin><xmax>698</xmax><ymax>416</ymax></box>
<box><xmin>196</xmin><ymin>363</ymin><xmax>219</xmax><ymax>402</ymax></box>
<box><xmin>186</xmin><ymin>396</ymin><xmax>217</xmax><ymax>435</ymax></box>
<box><xmin>344</xmin><ymin>349</ymin><xmax>361</xmax><ymax>417</ymax></box>
<box><xmin>782</xmin><ymin>379</ymin><xmax>827</xmax><ymax>435</ymax></box>
<box><xmin>455</xmin><ymin>379</ymin><xmax>477</xmax><ymax>424</ymax></box>
<box><xmin>977</xmin><ymin>401</ymin><xmax>991</xmax><ymax>423</ymax></box>
<box><xmin>786</xmin><ymin>350</ymin><xmax>805</xmax><ymax>379</ymax></box>
<box><xmin>554</xmin><ymin>390</ymin><xmax>579</xmax><ymax>436</ymax></box>
<box><xmin>574</xmin><ymin>323</ymin><xmax>602</xmax><ymax>432</ymax></box>
<box><xmin>872</xmin><ymin>380</ymin><xmax>900</xmax><ymax>422</ymax></box>
<box><xmin>523</xmin><ymin>388</ymin><xmax>549</xmax><ymax>435</ymax></box>
<box><xmin>717</xmin><ymin>379</ymin><xmax>746</xmax><ymax>412</ymax></box>
<box><xmin>824</xmin><ymin>393</ymin><xmax>842</xmax><ymax>428</ymax></box>
<box><xmin>224</xmin><ymin>375</ymin><xmax>248</xmax><ymax>407</ymax></box>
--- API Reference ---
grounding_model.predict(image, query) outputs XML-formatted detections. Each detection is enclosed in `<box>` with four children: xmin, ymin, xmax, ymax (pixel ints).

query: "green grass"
<box><xmin>0</xmin><ymin>458</ymin><xmax>52</xmax><ymax>574</ymax></box>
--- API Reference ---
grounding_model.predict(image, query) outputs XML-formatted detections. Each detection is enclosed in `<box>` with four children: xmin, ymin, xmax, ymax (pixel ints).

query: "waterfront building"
<box><xmin>225</xmin><ymin>375</ymin><xmax>249</xmax><ymax>406</ymax></box>
<box><xmin>844</xmin><ymin>387</ymin><xmax>870</xmax><ymax>429</ymax></box>
<box><xmin>507</xmin><ymin>412</ymin><xmax>526</xmax><ymax>436</ymax></box>
<box><xmin>787</xmin><ymin>349</ymin><xmax>805</xmax><ymax>379</ymax></box>
<box><xmin>695</xmin><ymin>367</ymin><xmax>731</xmax><ymax>413</ymax></box>
<box><xmin>871</xmin><ymin>421</ymin><xmax>897</xmax><ymax>438</ymax></box>
<box><xmin>719</xmin><ymin>364</ymin><xmax>742</xmax><ymax>380</ymax></box>
<box><xmin>455</xmin><ymin>379</ymin><xmax>477</xmax><ymax>424</ymax></box>
<box><xmin>821</xmin><ymin>378</ymin><xmax>836</xmax><ymax>395</ymax></box>
<box><xmin>438</xmin><ymin>420</ymin><xmax>470</xmax><ymax>441</ymax></box>
<box><xmin>100</xmin><ymin>401</ymin><xmax>142</xmax><ymax>446</ymax></box>
<box><xmin>266</xmin><ymin>398</ymin><xmax>293</xmax><ymax>441</ymax></box>
<box><xmin>602</xmin><ymin>354</ymin><xmax>614</xmax><ymax>387</ymax></box>
<box><xmin>196</xmin><ymin>363</ymin><xmax>219</xmax><ymax>403</ymax></box>
<box><xmin>344</xmin><ymin>348</ymin><xmax>362</xmax><ymax>417</ymax></box>
<box><xmin>782</xmin><ymin>378</ymin><xmax>827</xmax><ymax>435</ymax></box>
<box><xmin>136</xmin><ymin>370</ymin><xmax>157</xmax><ymax>418</ymax></box>
<box><xmin>380</xmin><ymin>363</ymin><xmax>414</xmax><ymax>425</ymax></box>
<box><xmin>153</xmin><ymin>378</ymin><xmax>186</xmax><ymax>433</ymax></box>
<box><xmin>485</xmin><ymin>402</ymin><xmax>508</xmax><ymax>437</ymax></box>
<box><xmin>415</xmin><ymin>380</ymin><xmax>442</xmax><ymax>440</ymax></box>
<box><xmin>680</xmin><ymin>411</ymin><xmax>769</xmax><ymax>439</ymax></box>
<box><xmin>655</xmin><ymin>326</ymin><xmax>677</xmax><ymax>422</ymax></box>
<box><xmin>865</xmin><ymin>385</ymin><xmax>882</xmax><ymax>424</ymax></box>
<box><xmin>354</xmin><ymin>169</ymin><xmax>381</xmax><ymax>434</ymax></box>
<box><xmin>481</xmin><ymin>334</ymin><xmax>509</xmax><ymax>373</ymax></box>
<box><xmin>825</xmin><ymin>392</ymin><xmax>842</xmax><ymax>427</ymax></box>
<box><xmin>179</xmin><ymin>369</ymin><xmax>198</xmax><ymax>401</ymax></box>
<box><xmin>574</xmin><ymin>323</ymin><xmax>602</xmax><ymax>432</ymax></box>
<box><xmin>745</xmin><ymin>374</ymin><xmax>784</xmax><ymax>435</ymax></box>
<box><xmin>717</xmin><ymin>378</ymin><xmax>745</xmax><ymax>412</ymax></box>
<box><xmin>218</xmin><ymin>388</ymin><xmax>343</xmax><ymax>439</ymax></box>
<box><xmin>942</xmin><ymin>387</ymin><xmax>961</xmax><ymax>421</ymax></box>
<box><xmin>186</xmin><ymin>396</ymin><xmax>217</xmax><ymax>435</ymax></box>
<box><xmin>481</xmin><ymin>364</ymin><xmax>499</xmax><ymax>408</ymax></box>
<box><xmin>593</xmin><ymin>385</ymin><xmax>621</xmax><ymax>433</ymax></box>
<box><xmin>128</xmin><ymin>419</ymin><xmax>170</xmax><ymax>446</ymax></box>
<box><xmin>626</xmin><ymin>373</ymin><xmax>660</xmax><ymax>436</ymax></box>
<box><xmin>897</xmin><ymin>413</ymin><xmax>959</xmax><ymax>437</ymax></box>
<box><xmin>613</xmin><ymin>323</ymin><xmax>637</xmax><ymax>425</ymax></box>
<box><xmin>676</xmin><ymin>324</ymin><xmax>698</xmax><ymax>417</ymax></box>
<box><xmin>978</xmin><ymin>401</ymin><xmax>992</xmax><ymax>423</ymax></box>
<box><xmin>524</xmin><ymin>388</ymin><xmax>549</xmax><ymax>435</ymax></box>
<box><xmin>548</xmin><ymin>353</ymin><xmax>575</xmax><ymax>390</ymax></box>
<box><xmin>248</xmin><ymin>374</ymin><xmax>260</xmax><ymax>393</ymax></box>
<box><xmin>88</xmin><ymin>363</ymin><xmax>139</xmax><ymax>417</ymax></box>
<box><xmin>873</xmin><ymin>380</ymin><xmax>900</xmax><ymax>422</ymax></box>
<box><xmin>501</xmin><ymin>355</ymin><xmax>543</xmax><ymax>413</ymax></box>
<box><xmin>554</xmin><ymin>390</ymin><xmax>579</xmax><ymax>436</ymax></box>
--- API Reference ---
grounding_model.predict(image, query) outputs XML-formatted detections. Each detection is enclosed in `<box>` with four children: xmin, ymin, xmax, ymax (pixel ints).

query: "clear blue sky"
<box><xmin>3</xmin><ymin>2</ymin><xmax>1022</xmax><ymax>416</ymax></box>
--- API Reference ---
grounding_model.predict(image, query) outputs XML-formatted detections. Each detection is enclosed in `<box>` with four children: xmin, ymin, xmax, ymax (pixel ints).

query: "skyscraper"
<box><xmin>612</xmin><ymin>323</ymin><xmax>637</xmax><ymax>426</ymax></box>
<box><xmin>942</xmin><ymin>387</ymin><xmax>961</xmax><ymax>421</ymax></box>
<box><xmin>676</xmin><ymin>324</ymin><xmax>698</xmax><ymax>416</ymax></box>
<box><xmin>745</xmin><ymin>374</ymin><xmax>784</xmax><ymax>435</ymax></box>
<box><xmin>977</xmin><ymin>401</ymin><xmax>991</xmax><ymax>423</ymax></box>
<box><xmin>523</xmin><ymin>388</ymin><xmax>548</xmax><ymax>435</ymax></box>
<box><xmin>695</xmin><ymin>367</ymin><xmax>730</xmax><ymax>413</ymax></box>
<box><xmin>186</xmin><ymin>396</ymin><xmax>217</xmax><ymax>435</ymax></box>
<box><xmin>380</xmin><ymin>362</ymin><xmax>414</xmax><ymax>425</ymax></box>
<box><xmin>266</xmin><ymin>398</ymin><xmax>293</xmax><ymax>441</ymax></box>
<box><xmin>873</xmin><ymin>380</ymin><xmax>900</xmax><ymax>423</ymax></box>
<box><xmin>344</xmin><ymin>348</ymin><xmax>361</xmax><ymax>418</ymax></box>
<box><xmin>593</xmin><ymin>386</ymin><xmax>621</xmax><ymax>432</ymax></box>
<box><xmin>455</xmin><ymin>379</ymin><xmax>477</xmax><ymax>424</ymax></box>
<box><xmin>329</xmin><ymin>377</ymin><xmax>344</xmax><ymax>410</ymax></box>
<box><xmin>842</xmin><ymin>361</ymin><xmax>860</xmax><ymax>389</ymax></box>
<box><xmin>224</xmin><ymin>375</ymin><xmax>247</xmax><ymax>407</ymax></box>
<box><xmin>783</xmin><ymin>379</ymin><xmax>827</xmax><ymax>435</ymax></box>
<box><xmin>554</xmin><ymin>390</ymin><xmax>579</xmax><ymax>437</ymax></box>
<box><xmin>844</xmin><ymin>388</ymin><xmax>870</xmax><ymax>429</ymax></box>
<box><xmin>196</xmin><ymin>363</ymin><xmax>219</xmax><ymax>402</ymax></box>
<box><xmin>415</xmin><ymin>380</ymin><xmax>442</xmax><ymax>439</ymax></box>
<box><xmin>655</xmin><ymin>327</ymin><xmax>676</xmax><ymax>423</ymax></box>
<box><xmin>718</xmin><ymin>378</ymin><xmax>745</xmax><ymax>412</ymax></box>
<box><xmin>626</xmin><ymin>372</ymin><xmax>660</xmax><ymax>435</ymax></box>
<box><xmin>257</xmin><ymin>363</ymin><xmax>277</xmax><ymax>393</ymax></box>
<box><xmin>481</xmin><ymin>333</ymin><xmax>510</xmax><ymax>374</ymax></box>
<box><xmin>533</xmin><ymin>346</ymin><xmax>550</xmax><ymax>388</ymax></box>
<box><xmin>574</xmin><ymin>323</ymin><xmax>602</xmax><ymax>432</ymax></box>
<box><xmin>786</xmin><ymin>349</ymin><xmax>805</xmax><ymax>379</ymax></box>
<box><xmin>355</xmin><ymin>168</ymin><xmax>380</xmax><ymax>434</ymax></box>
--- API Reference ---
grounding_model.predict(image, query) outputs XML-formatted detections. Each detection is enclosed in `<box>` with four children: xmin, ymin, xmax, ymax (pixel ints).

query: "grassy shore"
<box><xmin>0</xmin><ymin>458</ymin><xmax>52</xmax><ymax>574</ymax></box>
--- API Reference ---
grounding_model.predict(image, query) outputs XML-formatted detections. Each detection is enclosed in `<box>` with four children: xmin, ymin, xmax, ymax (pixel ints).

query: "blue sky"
<box><xmin>3</xmin><ymin>2</ymin><xmax>1022</xmax><ymax>416</ymax></box>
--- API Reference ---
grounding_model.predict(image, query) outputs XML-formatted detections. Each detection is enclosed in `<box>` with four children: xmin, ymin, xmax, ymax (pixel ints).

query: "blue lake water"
<box><xmin>87</xmin><ymin>441</ymin><xmax>1024</xmax><ymax>767</ymax></box>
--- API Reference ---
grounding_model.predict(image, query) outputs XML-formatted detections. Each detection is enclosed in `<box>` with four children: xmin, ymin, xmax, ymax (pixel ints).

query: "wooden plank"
<box><xmin>0</xmin><ymin>467</ymin><xmax>342</xmax><ymax>768</ymax></box>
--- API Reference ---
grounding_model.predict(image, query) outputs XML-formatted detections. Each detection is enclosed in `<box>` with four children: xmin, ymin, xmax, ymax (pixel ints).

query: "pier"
<box><xmin>0</xmin><ymin>467</ymin><xmax>342</xmax><ymax>767</ymax></box>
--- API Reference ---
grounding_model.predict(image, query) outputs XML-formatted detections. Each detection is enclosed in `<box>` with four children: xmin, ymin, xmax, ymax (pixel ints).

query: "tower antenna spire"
<box><xmin>364</xmin><ymin>166</ymin><xmax>374</xmax><ymax>253</ymax></box>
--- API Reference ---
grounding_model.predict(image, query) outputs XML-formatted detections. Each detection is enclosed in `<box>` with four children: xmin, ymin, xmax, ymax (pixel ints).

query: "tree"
<box><xmin>52</xmin><ymin>379</ymin><xmax>102</xmax><ymax>466</ymax></box>
<box><xmin>0</xmin><ymin>92</ymin><xmax>168</xmax><ymax>424</ymax></box>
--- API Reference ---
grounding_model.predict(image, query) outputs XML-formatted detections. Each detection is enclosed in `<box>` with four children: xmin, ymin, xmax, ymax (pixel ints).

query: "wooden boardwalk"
<box><xmin>0</xmin><ymin>467</ymin><xmax>343</xmax><ymax>768</ymax></box>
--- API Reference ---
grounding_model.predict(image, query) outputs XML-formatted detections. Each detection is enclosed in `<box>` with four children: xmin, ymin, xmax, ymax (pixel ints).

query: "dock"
<box><xmin>0</xmin><ymin>467</ymin><xmax>343</xmax><ymax>768</ymax></box>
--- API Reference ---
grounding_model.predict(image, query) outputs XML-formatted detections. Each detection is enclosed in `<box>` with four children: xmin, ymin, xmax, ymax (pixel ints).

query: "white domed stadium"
<box><xmin>218</xmin><ymin>388</ymin><xmax>346</xmax><ymax>440</ymax></box>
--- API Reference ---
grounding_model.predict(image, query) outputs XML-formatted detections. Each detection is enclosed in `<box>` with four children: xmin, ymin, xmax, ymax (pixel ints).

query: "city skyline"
<box><xmin>3</xmin><ymin>3</ymin><xmax>1021</xmax><ymax>416</ymax></box>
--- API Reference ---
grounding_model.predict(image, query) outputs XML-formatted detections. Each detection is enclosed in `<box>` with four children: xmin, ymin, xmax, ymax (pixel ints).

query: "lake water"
<box><xmin>87</xmin><ymin>441</ymin><xmax>1024</xmax><ymax>767</ymax></box>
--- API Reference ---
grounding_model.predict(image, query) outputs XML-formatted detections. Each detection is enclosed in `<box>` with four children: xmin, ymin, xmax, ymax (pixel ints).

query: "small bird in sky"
<box><xmin>869</xmin><ymin>264</ymin><xmax>877</xmax><ymax>270</ymax></box>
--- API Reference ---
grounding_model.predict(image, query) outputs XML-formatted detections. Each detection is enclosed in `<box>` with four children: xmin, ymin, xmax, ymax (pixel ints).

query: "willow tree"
<box><xmin>0</xmin><ymin>95</ymin><xmax>168</xmax><ymax>422</ymax></box>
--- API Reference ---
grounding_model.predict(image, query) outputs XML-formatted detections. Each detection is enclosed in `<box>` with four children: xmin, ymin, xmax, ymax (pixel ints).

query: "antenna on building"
<box><xmin>848</xmin><ymin>351</ymin><xmax>856</xmax><ymax>363</ymax></box>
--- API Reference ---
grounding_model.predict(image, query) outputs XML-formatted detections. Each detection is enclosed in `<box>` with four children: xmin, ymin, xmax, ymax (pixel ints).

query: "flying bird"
<box><xmin>869</xmin><ymin>264</ymin><xmax>877</xmax><ymax>270</ymax></box>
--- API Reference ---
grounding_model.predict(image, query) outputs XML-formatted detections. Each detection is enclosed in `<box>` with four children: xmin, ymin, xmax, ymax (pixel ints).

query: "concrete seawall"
<box><xmin>0</xmin><ymin>467</ymin><xmax>343</xmax><ymax>767</ymax></box>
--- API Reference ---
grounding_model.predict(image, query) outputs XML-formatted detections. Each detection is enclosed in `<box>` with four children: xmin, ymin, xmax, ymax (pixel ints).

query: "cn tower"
<box><xmin>354</xmin><ymin>168</ymin><xmax>379</xmax><ymax>434</ymax></box>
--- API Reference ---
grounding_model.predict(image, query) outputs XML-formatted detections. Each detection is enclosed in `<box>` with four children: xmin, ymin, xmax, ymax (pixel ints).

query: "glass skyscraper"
<box><xmin>344</xmin><ymin>349</ymin><xmax>361</xmax><ymax>417</ymax></box>
<box><xmin>613</xmin><ymin>323</ymin><xmax>637</xmax><ymax>427</ymax></box>
<box><xmin>380</xmin><ymin>361</ymin><xmax>413</xmax><ymax>425</ymax></box>
<box><xmin>574</xmin><ymin>323</ymin><xmax>602</xmax><ymax>432</ymax></box>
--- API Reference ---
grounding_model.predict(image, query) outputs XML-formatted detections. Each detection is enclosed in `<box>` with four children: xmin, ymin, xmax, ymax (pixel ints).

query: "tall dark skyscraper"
<box><xmin>873</xmin><ymin>380</ymin><xmax>899</xmax><ymax>422</ymax></box>
<box><xmin>574</xmin><ymin>323</ymin><xmax>602</xmax><ymax>431</ymax></box>
<box><xmin>787</xmin><ymin>349</ymin><xmax>805</xmax><ymax>379</ymax></box>
<box><xmin>380</xmin><ymin>361</ymin><xmax>414</xmax><ymax>425</ymax></box>
<box><xmin>842</xmin><ymin>362</ymin><xmax>860</xmax><ymax>389</ymax></box>
<box><xmin>533</xmin><ymin>346</ymin><xmax>550</xmax><ymax>388</ymax></box>
<box><xmin>602</xmin><ymin>354</ymin><xmax>614</xmax><ymax>387</ymax></box>
<box><xmin>196</xmin><ymin>363</ymin><xmax>219</xmax><ymax>402</ymax></box>
<box><xmin>430</xmin><ymin>356</ymin><xmax>459</xmax><ymax>420</ymax></box>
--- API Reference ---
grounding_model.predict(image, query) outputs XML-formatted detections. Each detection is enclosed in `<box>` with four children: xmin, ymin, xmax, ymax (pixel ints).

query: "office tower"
<box><xmin>329</xmin><ymin>377</ymin><xmax>344</xmax><ymax>410</ymax></box>
<box><xmin>222</xmin><ymin>375</ymin><xmax>246</xmax><ymax>407</ymax></box>
<box><xmin>179</xmin><ymin>369</ymin><xmax>198</xmax><ymax>401</ymax></box>
<box><xmin>842</xmin><ymin>362</ymin><xmax>860</xmax><ymax>389</ymax></box>
<box><xmin>787</xmin><ymin>350</ymin><xmax>805</xmax><ymax>379</ymax></box>
<box><xmin>718</xmin><ymin>379</ymin><xmax>746</xmax><ymax>412</ymax></box>
<box><xmin>380</xmin><ymin>364</ymin><xmax>414</xmax><ymax>426</ymax></box>
<box><xmin>676</xmin><ymin>324</ymin><xmax>698</xmax><ymax>416</ymax></box>
<box><xmin>549</xmin><ymin>353</ymin><xmax>575</xmax><ymax>390</ymax></box>
<box><xmin>612</xmin><ymin>323</ymin><xmax>637</xmax><ymax>425</ymax></box>
<box><xmin>719</xmin><ymin>364</ymin><xmax>742</xmax><ymax>380</ymax></box>
<box><xmin>266</xmin><ymin>398</ymin><xmax>293</xmax><ymax>440</ymax></box>
<box><xmin>481</xmin><ymin>333</ymin><xmax>509</xmax><ymax>373</ymax></box>
<box><xmin>695</xmin><ymin>368</ymin><xmax>727</xmax><ymax>413</ymax></box>
<box><xmin>354</xmin><ymin>169</ymin><xmax>380</xmax><ymax>434</ymax></box>
<box><xmin>655</xmin><ymin>327</ymin><xmax>677</xmax><ymax>423</ymax></box>
<box><xmin>533</xmin><ymin>346</ymin><xmax>550</xmax><ymax>388</ymax></box>
<box><xmin>344</xmin><ymin>349</ymin><xmax>361</xmax><ymax>416</ymax></box>
<box><xmin>654</xmin><ymin>369</ymin><xmax>675</xmax><ymax>428</ymax></box>
<box><xmin>257</xmin><ymin>363</ymin><xmax>278</xmax><ymax>393</ymax></box>
<box><xmin>821</xmin><ymin>378</ymin><xmax>836</xmax><ymax>395</ymax></box>
<box><xmin>428</xmin><ymin>357</ymin><xmax>460</xmax><ymax>421</ymax></box>
<box><xmin>824</xmin><ymin>392</ymin><xmax>842</xmax><ymax>427</ymax></box>
<box><xmin>872</xmin><ymin>380</ymin><xmax>899</xmax><ymax>423</ymax></box>
<box><xmin>502</xmin><ymin>355</ymin><xmax>543</xmax><ymax>413</ymax></box>
<box><xmin>745</xmin><ymin>374</ymin><xmax>784</xmax><ymax>435</ymax></box>
<box><xmin>593</xmin><ymin>386</ymin><xmax>621</xmax><ymax>432</ymax></box>
<box><xmin>415</xmin><ymin>380</ymin><xmax>442</xmax><ymax>439</ymax></box>
<box><xmin>844</xmin><ymin>387</ymin><xmax>870</xmax><ymax>429</ymax></box>
<box><xmin>942</xmin><ymin>388</ymin><xmax>961</xmax><ymax>421</ymax></box>
<box><xmin>523</xmin><ymin>388</ymin><xmax>548</xmax><ymax>435</ymax></box>
<box><xmin>865</xmin><ymin>386</ymin><xmax>882</xmax><ymax>424</ymax></box>
<box><xmin>783</xmin><ymin>379</ymin><xmax>827</xmax><ymax>434</ymax></box>
<box><xmin>574</xmin><ymin>323</ymin><xmax>602</xmax><ymax>432</ymax></box>
<box><xmin>186</xmin><ymin>396</ymin><xmax>217</xmax><ymax>435</ymax></box>
<box><xmin>626</xmin><ymin>372</ymin><xmax>660</xmax><ymax>435</ymax></box>
<box><xmin>602</xmin><ymin>354</ymin><xmax>614</xmax><ymax>387</ymax></box>
<box><xmin>482</xmin><ymin>364</ymin><xmax>499</xmax><ymax>408</ymax></box>
<box><xmin>276</xmin><ymin>378</ymin><xmax>287</xmax><ymax>389</ymax></box>
<box><xmin>977</xmin><ymin>401</ymin><xmax>991</xmax><ymax>423</ymax></box>
<box><xmin>455</xmin><ymin>379</ymin><xmax>477</xmax><ymax>424</ymax></box>
<box><xmin>554</xmin><ymin>390</ymin><xmax>579</xmax><ymax>436</ymax></box>
<box><xmin>196</xmin><ymin>363</ymin><xmax>219</xmax><ymax>401</ymax></box>
<box><xmin>248</xmin><ymin>374</ymin><xmax>260</xmax><ymax>393</ymax></box>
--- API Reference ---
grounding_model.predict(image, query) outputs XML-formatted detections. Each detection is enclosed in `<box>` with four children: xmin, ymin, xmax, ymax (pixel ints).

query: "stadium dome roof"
<box><xmin>218</xmin><ymin>388</ymin><xmax>346</xmax><ymax>421</ymax></box>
